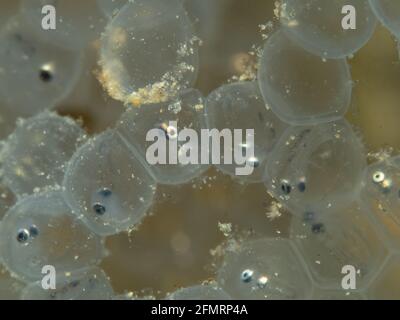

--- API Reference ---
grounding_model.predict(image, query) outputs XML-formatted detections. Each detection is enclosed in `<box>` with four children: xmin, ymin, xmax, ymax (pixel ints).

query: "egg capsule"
<box><xmin>99</xmin><ymin>0</ymin><xmax>198</xmax><ymax>104</ymax></box>
<box><xmin>205</xmin><ymin>81</ymin><xmax>287</xmax><ymax>183</ymax></box>
<box><xmin>0</xmin><ymin>191</ymin><xmax>105</xmax><ymax>282</ymax></box>
<box><xmin>1</xmin><ymin>112</ymin><xmax>86</xmax><ymax>196</ymax></box>
<box><xmin>0</xmin><ymin>16</ymin><xmax>83</xmax><ymax>117</ymax></box>
<box><xmin>116</xmin><ymin>89</ymin><xmax>209</xmax><ymax>185</ymax></box>
<box><xmin>63</xmin><ymin>130</ymin><xmax>156</xmax><ymax>236</ymax></box>
<box><xmin>258</xmin><ymin>29</ymin><xmax>352</xmax><ymax>125</ymax></box>
<box><xmin>264</xmin><ymin>120</ymin><xmax>366</xmax><ymax>219</ymax></box>
<box><xmin>290</xmin><ymin>201</ymin><xmax>388</xmax><ymax>289</ymax></box>
<box><xmin>280</xmin><ymin>0</ymin><xmax>376</xmax><ymax>58</ymax></box>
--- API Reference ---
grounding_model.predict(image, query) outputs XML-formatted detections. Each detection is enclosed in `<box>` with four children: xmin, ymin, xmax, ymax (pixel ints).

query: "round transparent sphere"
<box><xmin>0</xmin><ymin>191</ymin><xmax>105</xmax><ymax>282</ymax></box>
<box><xmin>290</xmin><ymin>201</ymin><xmax>388</xmax><ymax>289</ymax></box>
<box><xmin>217</xmin><ymin>238</ymin><xmax>312</xmax><ymax>299</ymax></box>
<box><xmin>264</xmin><ymin>120</ymin><xmax>366</xmax><ymax>219</ymax></box>
<box><xmin>280</xmin><ymin>0</ymin><xmax>376</xmax><ymax>58</ymax></box>
<box><xmin>258</xmin><ymin>29</ymin><xmax>352</xmax><ymax>125</ymax></box>
<box><xmin>63</xmin><ymin>130</ymin><xmax>157</xmax><ymax>236</ymax></box>
<box><xmin>0</xmin><ymin>17</ymin><xmax>83</xmax><ymax>117</ymax></box>
<box><xmin>99</xmin><ymin>0</ymin><xmax>199</xmax><ymax>104</ymax></box>
<box><xmin>206</xmin><ymin>81</ymin><xmax>287</xmax><ymax>183</ymax></box>
<box><xmin>1</xmin><ymin>112</ymin><xmax>86</xmax><ymax>196</ymax></box>
<box><xmin>116</xmin><ymin>89</ymin><xmax>209</xmax><ymax>185</ymax></box>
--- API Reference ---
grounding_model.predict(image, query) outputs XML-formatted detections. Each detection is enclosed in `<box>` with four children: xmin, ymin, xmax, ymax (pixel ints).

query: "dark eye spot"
<box><xmin>298</xmin><ymin>181</ymin><xmax>306</xmax><ymax>192</ymax></box>
<box><xmin>281</xmin><ymin>180</ymin><xmax>292</xmax><ymax>195</ymax></box>
<box><xmin>39</xmin><ymin>68</ymin><xmax>53</xmax><ymax>82</ymax></box>
<box><xmin>29</xmin><ymin>225</ymin><xmax>39</xmax><ymax>237</ymax></box>
<box><xmin>311</xmin><ymin>223</ymin><xmax>325</xmax><ymax>234</ymax></box>
<box><xmin>241</xmin><ymin>269</ymin><xmax>254</xmax><ymax>283</ymax></box>
<box><xmin>16</xmin><ymin>228</ymin><xmax>30</xmax><ymax>243</ymax></box>
<box><xmin>93</xmin><ymin>203</ymin><xmax>106</xmax><ymax>215</ymax></box>
<box><xmin>98</xmin><ymin>188</ymin><xmax>112</xmax><ymax>198</ymax></box>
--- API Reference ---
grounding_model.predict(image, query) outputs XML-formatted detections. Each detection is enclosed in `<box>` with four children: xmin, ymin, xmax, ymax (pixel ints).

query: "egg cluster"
<box><xmin>0</xmin><ymin>0</ymin><xmax>399</xmax><ymax>300</ymax></box>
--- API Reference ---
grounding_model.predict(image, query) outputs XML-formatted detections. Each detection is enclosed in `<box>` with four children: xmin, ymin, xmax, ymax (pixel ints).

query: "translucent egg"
<box><xmin>99</xmin><ymin>0</ymin><xmax>198</xmax><ymax>104</ymax></box>
<box><xmin>205</xmin><ymin>81</ymin><xmax>287</xmax><ymax>183</ymax></box>
<box><xmin>369</xmin><ymin>0</ymin><xmax>400</xmax><ymax>39</ymax></box>
<box><xmin>290</xmin><ymin>201</ymin><xmax>388</xmax><ymax>289</ymax></box>
<box><xmin>264</xmin><ymin>120</ymin><xmax>366</xmax><ymax>219</ymax></box>
<box><xmin>217</xmin><ymin>238</ymin><xmax>312</xmax><ymax>299</ymax></box>
<box><xmin>20</xmin><ymin>0</ymin><xmax>106</xmax><ymax>50</ymax></box>
<box><xmin>167</xmin><ymin>284</ymin><xmax>231</xmax><ymax>300</ymax></box>
<box><xmin>0</xmin><ymin>191</ymin><xmax>105</xmax><ymax>282</ymax></box>
<box><xmin>1</xmin><ymin>112</ymin><xmax>86</xmax><ymax>196</ymax></box>
<box><xmin>116</xmin><ymin>89</ymin><xmax>209</xmax><ymax>185</ymax></box>
<box><xmin>63</xmin><ymin>130</ymin><xmax>156</xmax><ymax>236</ymax></box>
<box><xmin>0</xmin><ymin>17</ymin><xmax>83</xmax><ymax>117</ymax></box>
<box><xmin>258</xmin><ymin>29</ymin><xmax>352</xmax><ymax>125</ymax></box>
<box><xmin>20</xmin><ymin>267</ymin><xmax>114</xmax><ymax>300</ymax></box>
<box><xmin>360</xmin><ymin>155</ymin><xmax>400</xmax><ymax>250</ymax></box>
<box><xmin>279</xmin><ymin>0</ymin><xmax>376</xmax><ymax>58</ymax></box>
<box><xmin>97</xmin><ymin>0</ymin><xmax>127</xmax><ymax>18</ymax></box>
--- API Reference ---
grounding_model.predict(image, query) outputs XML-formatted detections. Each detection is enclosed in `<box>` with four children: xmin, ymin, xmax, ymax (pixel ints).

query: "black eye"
<box><xmin>311</xmin><ymin>223</ymin><xmax>325</xmax><ymax>234</ymax></box>
<box><xmin>98</xmin><ymin>188</ymin><xmax>112</xmax><ymax>198</ymax></box>
<box><xmin>281</xmin><ymin>180</ymin><xmax>292</xmax><ymax>195</ymax></box>
<box><xmin>298</xmin><ymin>181</ymin><xmax>306</xmax><ymax>192</ymax></box>
<box><xmin>93</xmin><ymin>203</ymin><xmax>106</xmax><ymax>215</ymax></box>
<box><xmin>29</xmin><ymin>225</ymin><xmax>39</xmax><ymax>237</ymax></box>
<box><xmin>16</xmin><ymin>228</ymin><xmax>30</xmax><ymax>243</ymax></box>
<box><xmin>39</xmin><ymin>68</ymin><xmax>53</xmax><ymax>82</ymax></box>
<box><xmin>241</xmin><ymin>269</ymin><xmax>254</xmax><ymax>283</ymax></box>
